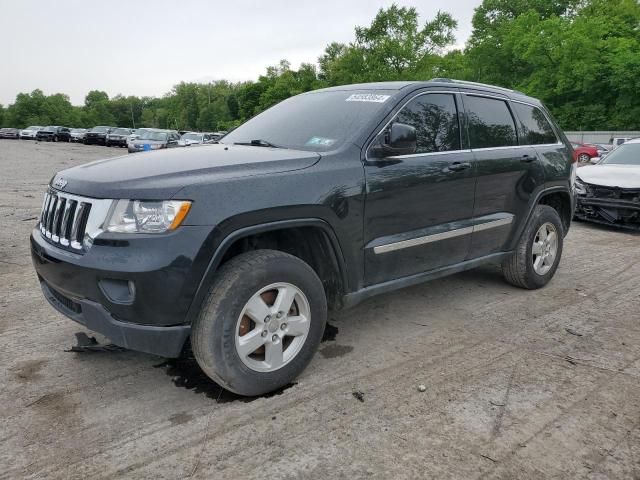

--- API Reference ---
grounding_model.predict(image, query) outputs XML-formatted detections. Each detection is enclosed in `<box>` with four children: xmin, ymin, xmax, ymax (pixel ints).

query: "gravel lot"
<box><xmin>1</xmin><ymin>140</ymin><xmax>639</xmax><ymax>479</ymax></box>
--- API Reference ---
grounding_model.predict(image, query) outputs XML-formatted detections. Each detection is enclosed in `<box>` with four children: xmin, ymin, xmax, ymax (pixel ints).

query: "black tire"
<box><xmin>191</xmin><ymin>249</ymin><xmax>327</xmax><ymax>396</ymax></box>
<box><xmin>502</xmin><ymin>204</ymin><xmax>564</xmax><ymax>289</ymax></box>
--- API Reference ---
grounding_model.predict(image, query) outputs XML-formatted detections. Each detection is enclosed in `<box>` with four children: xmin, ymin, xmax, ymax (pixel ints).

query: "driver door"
<box><xmin>363</xmin><ymin>90</ymin><xmax>476</xmax><ymax>285</ymax></box>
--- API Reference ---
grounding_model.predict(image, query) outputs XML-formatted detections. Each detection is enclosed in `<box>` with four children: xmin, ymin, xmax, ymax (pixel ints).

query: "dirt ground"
<box><xmin>1</xmin><ymin>139</ymin><xmax>639</xmax><ymax>480</ymax></box>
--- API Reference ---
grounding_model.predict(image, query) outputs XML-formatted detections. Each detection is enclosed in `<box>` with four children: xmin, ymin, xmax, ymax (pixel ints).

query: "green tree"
<box><xmin>319</xmin><ymin>5</ymin><xmax>457</xmax><ymax>84</ymax></box>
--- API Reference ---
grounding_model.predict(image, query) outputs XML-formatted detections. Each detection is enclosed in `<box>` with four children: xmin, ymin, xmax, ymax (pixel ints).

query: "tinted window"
<box><xmin>222</xmin><ymin>90</ymin><xmax>395</xmax><ymax>152</ymax></box>
<box><xmin>512</xmin><ymin>103</ymin><xmax>557</xmax><ymax>145</ymax></box>
<box><xmin>395</xmin><ymin>93</ymin><xmax>460</xmax><ymax>153</ymax></box>
<box><xmin>465</xmin><ymin>96</ymin><xmax>517</xmax><ymax>148</ymax></box>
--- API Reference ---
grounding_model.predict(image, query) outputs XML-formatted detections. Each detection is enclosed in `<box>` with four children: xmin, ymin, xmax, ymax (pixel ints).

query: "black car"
<box><xmin>84</xmin><ymin>126</ymin><xmax>114</xmax><ymax>145</ymax></box>
<box><xmin>36</xmin><ymin>126</ymin><xmax>71</xmax><ymax>142</ymax></box>
<box><xmin>105</xmin><ymin>127</ymin><xmax>133</xmax><ymax>147</ymax></box>
<box><xmin>31</xmin><ymin>79</ymin><xmax>575</xmax><ymax>396</ymax></box>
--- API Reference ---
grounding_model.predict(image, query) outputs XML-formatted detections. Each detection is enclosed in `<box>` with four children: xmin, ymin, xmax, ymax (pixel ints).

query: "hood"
<box><xmin>577</xmin><ymin>164</ymin><xmax>640</xmax><ymax>189</ymax></box>
<box><xmin>51</xmin><ymin>144</ymin><xmax>321</xmax><ymax>199</ymax></box>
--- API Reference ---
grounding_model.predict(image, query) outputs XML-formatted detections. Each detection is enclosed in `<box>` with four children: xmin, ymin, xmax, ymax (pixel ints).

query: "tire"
<box><xmin>502</xmin><ymin>205</ymin><xmax>564</xmax><ymax>289</ymax></box>
<box><xmin>578</xmin><ymin>153</ymin><xmax>590</xmax><ymax>162</ymax></box>
<box><xmin>191</xmin><ymin>249</ymin><xmax>327</xmax><ymax>396</ymax></box>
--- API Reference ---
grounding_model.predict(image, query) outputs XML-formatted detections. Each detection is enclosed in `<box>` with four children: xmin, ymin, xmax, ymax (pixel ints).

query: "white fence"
<box><xmin>564</xmin><ymin>131</ymin><xmax>640</xmax><ymax>144</ymax></box>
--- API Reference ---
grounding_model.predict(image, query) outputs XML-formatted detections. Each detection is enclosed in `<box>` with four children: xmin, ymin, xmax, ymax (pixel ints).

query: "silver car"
<box><xmin>69</xmin><ymin>128</ymin><xmax>88</xmax><ymax>142</ymax></box>
<box><xmin>127</xmin><ymin>129</ymin><xmax>181</xmax><ymax>153</ymax></box>
<box><xmin>19</xmin><ymin>126</ymin><xmax>43</xmax><ymax>140</ymax></box>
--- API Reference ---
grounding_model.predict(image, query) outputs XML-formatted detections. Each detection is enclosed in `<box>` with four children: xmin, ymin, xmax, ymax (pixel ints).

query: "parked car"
<box><xmin>571</xmin><ymin>142</ymin><xmax>599</xmax><ymax>162</ymax></box>
<box><xmin>612</xmin><ymin>137</ymin><xmax>632</xmax><ymax>149</ymax></box>
<box><xmin>178</xmin><ymin>131</ymin><xmax>217</xmax><ymax>146</ymax></box>
<box><xmin>106</xmin><ymin>128</ymin><xmax>133</xmax><ymax>147</ymax></box>
<box><xmin>574</xmin><ymin>138</ymin><xmax>640</xmax><ymax>230</ymax></box>
<box><xmin>126</xmin><ymin>128</ymin><xmax>148</xmax><ymax>146</ymax></box>
<box><xmin>69</xmin><ymin>128</ymin><xmax>88</xmax><ymax>143</ymax></box>
<box><xmin>84</xmin><ymin>126</ymin><xmax>114</xmax><ymax>145</ymax></box>
<box><xmin>31</xmin><ymin>79</ymin><xmax>574</xmax><ymax>396</ymax></box>
<box><xmin>127</xmin><ymin>129</ymin><xmax>180</xmax><ymax>153</ymax></box>
<box><xmin>20</xmin><ymin>126</ymin><xmax>43</xmax><ymax>140</ymax></box>
<box><xmin>36</xmin><ymin>126</ymin><xmax>71</xmax><ymax>142</ymax></box>
<box><xmin>0</xmin><ymin>127</ymin><xmax>20</xmax><ymax>139</ymax></box>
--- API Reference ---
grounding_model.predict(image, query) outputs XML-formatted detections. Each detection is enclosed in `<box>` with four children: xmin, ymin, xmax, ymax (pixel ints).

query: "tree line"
<box><xmin>1</xmin><ymin>0</ymin><xmax>638</xmax><ymax>132</ymax></box>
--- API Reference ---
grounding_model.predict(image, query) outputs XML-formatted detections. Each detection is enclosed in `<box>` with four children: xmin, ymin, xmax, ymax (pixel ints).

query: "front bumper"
<box><xmin>31</xmin><ymin>224</ymin><xmax>214</xmax><ymax>357</ymax></box>
<box><xmin>40</xmin><ymin>281</ymin><xmax>190</xmax><ymax>357</ymax></box>
<box><xmin>107</xmin><ymin>137</ymin><xmax>127</xmax><ymax>146</ymax></box>
<box><xmin>85</xmin><ymin>135</ymin><xmax>106</xmax><ymax>144</ymax></box>
<box><xmin>575</xmin><ymin>195</ymin><xmax>640</xmax><ymax>230</ymax></box>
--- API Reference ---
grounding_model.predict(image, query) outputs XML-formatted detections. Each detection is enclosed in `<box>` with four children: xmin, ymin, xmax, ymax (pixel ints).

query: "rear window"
<box><xmin>465</xmin><ymin>96</ymin><xmax>517</xmax><ymax>149</ymax></box>
<box><xmin>512</xmin><ymin>103</ymin><xmax>557</xmax><ymax>145</ymax></box>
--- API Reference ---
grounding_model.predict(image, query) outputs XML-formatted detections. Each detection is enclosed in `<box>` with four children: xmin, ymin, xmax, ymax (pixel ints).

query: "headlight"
<box><xmin>105</xmin><ymin>200</ymin><xmax>192</xmax><ymax>233</ymax></box>
<box><xmin>575</xmin><ymin>177</ymin><xmax>587</xmax><ymax>195</ymax></box>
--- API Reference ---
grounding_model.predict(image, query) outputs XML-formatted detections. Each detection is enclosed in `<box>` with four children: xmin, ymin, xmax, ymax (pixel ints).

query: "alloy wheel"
<box><xmin>532</xmin><ymin>222</ymin><xmax>558</xmax><ymax>275</ymax></box>
<box><xmin>234</xmin><ymin>282</ymin><xmax>311</xmax><ymax>373</ymax></box>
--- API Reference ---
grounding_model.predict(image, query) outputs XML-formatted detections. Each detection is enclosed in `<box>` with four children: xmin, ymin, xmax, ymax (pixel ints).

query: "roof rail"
<box><xmin>431</xmin><ymin>78</ymin><xmax>525</xmax><ymax>96</ymax></box>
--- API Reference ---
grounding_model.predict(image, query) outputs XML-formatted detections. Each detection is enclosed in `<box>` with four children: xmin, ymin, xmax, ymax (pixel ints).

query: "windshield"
<box><xmin>113</xmin><ymin>128</ymin><xmax>130</xmax><ymax>134</ymax></box>
<box><xmin>139</xmin><ymin>131</ymin><xmax>168</xmax><ymax>141</ymax></box>
<box><xmin>27</xmin><ymin>126</ymin><xmax>42</xmax><ymax>130</ymax></box>
<box><xmin>91</xmin><ymin>126</ymin><xmax>109</xmax><ymax>133</ymax></box>
<box><xmin>43</xmin><ymin>126</ymin><xmax>56</xmax><ymax>132</ymax></box>
<box><xmin>600</xmin><ymin>143</ymin><xmax>640</xmax><ymax>166</ymax></box>
<box><xmin>71</xmin><ymin>128</ymin><xmax>86</xmax><ymax>133</ymax></box>
<box><xmin>182</xmin><ymin>133</ymin><xmax>202</xmax><ymax>141</ymax></box>
<box><xmin>221</xmin><ymin>90</ymin><xmax>396</xmax><ymax>152</ymax></box>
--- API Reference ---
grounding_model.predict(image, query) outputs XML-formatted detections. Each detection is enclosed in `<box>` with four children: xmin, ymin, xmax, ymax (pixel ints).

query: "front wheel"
<box><xmin>191</xmin><ymin>250</ymin><xmax>327</xmax><ymax>396</ymax></box>
<box><xmin>578</xmin><ymin>153</ymin><xmax>590</xmax><ymax>162</ymax></box>
<box><xmin>502</xmin><ymin>205</ymin><xmax>564</xmax><ymax>289</ymax></box>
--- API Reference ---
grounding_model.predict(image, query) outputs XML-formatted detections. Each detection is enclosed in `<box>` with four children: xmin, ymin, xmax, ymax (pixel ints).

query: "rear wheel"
<box><xmin>192</xmin><ymin>250</ymin><xmax>327</xmax><ymax>396</ymax></box>
<box><xmin>502</xmin><ymin>205</ymin><xmax>564</xmax><ymax>289</ymax></box>
<box><xmin>578</xmin><ymin>153</ymin><xmax>590</xmax><ymax>162</ymax></box>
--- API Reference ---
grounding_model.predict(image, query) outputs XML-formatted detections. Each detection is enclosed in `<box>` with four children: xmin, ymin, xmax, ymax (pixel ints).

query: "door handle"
<box><xmin>448</xmin><ymin>162</ymin><xmax>471</xmax><ymax>172</ymax></box>
<box><xmin>520</xmin><ymin>154</ymin><xmax>536</xmax><ymax>163</ymax></box>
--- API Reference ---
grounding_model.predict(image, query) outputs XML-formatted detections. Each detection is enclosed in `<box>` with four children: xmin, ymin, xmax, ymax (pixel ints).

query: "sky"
<box><xmin>0</xmin><ymin>0</ymin><xmax>480</xmax><ymax>106</ymax></box>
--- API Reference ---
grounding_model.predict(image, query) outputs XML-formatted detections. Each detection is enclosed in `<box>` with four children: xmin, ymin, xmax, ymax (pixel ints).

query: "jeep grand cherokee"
<box><xmin>31</xmin><ymin>79</ymin><xmax>575</xmax><ymax>396</ymax></box>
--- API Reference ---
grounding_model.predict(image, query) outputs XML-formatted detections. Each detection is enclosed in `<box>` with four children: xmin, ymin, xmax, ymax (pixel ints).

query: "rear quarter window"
<box><xmin>465</xmin><ymin>95</ymin><xmax>518</xmax><ymax>149</ymax></box>
<box><xmin>511</xmin><ymin>102</ymin><xmax>557</xmax><ymax>145</ymax></box>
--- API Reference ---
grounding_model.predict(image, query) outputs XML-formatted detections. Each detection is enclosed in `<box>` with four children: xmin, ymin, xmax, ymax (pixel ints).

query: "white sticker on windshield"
<box><xmin>345</xmin><ymin>94</ymin><xmax>391</xmax><ymax>103</ymax></box>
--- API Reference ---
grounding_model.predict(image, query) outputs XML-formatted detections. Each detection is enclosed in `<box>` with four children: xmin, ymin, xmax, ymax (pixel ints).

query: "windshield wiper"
<box><xmin>233</xmin><ymin>139</ymin><xmax>283</xmax><ymax>148</ymax></box>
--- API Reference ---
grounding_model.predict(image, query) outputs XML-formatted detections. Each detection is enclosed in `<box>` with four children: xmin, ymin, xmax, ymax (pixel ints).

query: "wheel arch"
<box><xmin>509</xmin><ymin>186</ymin><xmax>573</xmax><ymax>250</ymax></box>
<box><xmin>185</xmin><ymin>218</ymin><xmax>349</xmax><ymax>324</ymax></box>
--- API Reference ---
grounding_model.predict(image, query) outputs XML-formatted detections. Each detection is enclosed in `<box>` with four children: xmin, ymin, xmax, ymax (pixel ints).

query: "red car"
<box><xmin>570</xmin><ymin>142</ymin><xmax>599</xmax><ymax>162</ymax></box>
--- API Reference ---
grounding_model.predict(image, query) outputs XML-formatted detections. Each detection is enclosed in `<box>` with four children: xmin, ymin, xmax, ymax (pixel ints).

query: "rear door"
<box><xmin>461</xmin><ymin>93</ymin><xmax>545</xmax><ymax>259</ymax></box>
<box><xmin>363</xmin><ymin>90</ymin><xmax>476</xmax><ymax>285</ymax></box>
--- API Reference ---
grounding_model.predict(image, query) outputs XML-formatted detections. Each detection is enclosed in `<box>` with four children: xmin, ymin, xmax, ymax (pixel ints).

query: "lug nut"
<box><xmin>264</xmin><ymin>315</ymin><xmax>271</xmax><ymax>323</ymax></box>
<box><xmin>276</xmin><ymin>311</ymin><xmax>283</xmax><ymax>319</ymax></box>
<box><xmin>280</xmin><ymin>323</ymin><xmax>287</xmax><ymax>330</ymax></box>
<box><xmin>272</xmin><ymin>334</ymin><xmax>278</xmax><ymax>342</ymax></box>
<box><xmin>261</xmin><ymin>330</ymin><xmax>268</xmax><ymax>337</ymax></box>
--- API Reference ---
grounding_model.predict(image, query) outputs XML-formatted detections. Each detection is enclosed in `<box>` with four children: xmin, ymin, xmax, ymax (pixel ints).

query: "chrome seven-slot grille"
<box><xmin>40</xmin><ymin>190</ymin><xmax>92</xmax><ymax>250</ymax></box>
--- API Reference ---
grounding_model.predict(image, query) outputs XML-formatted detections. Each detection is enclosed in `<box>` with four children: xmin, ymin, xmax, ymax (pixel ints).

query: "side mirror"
<box><xmin>379</xmin><ymin>122</ymin><xmax>417</xmax><ymax>157</ymax></box>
